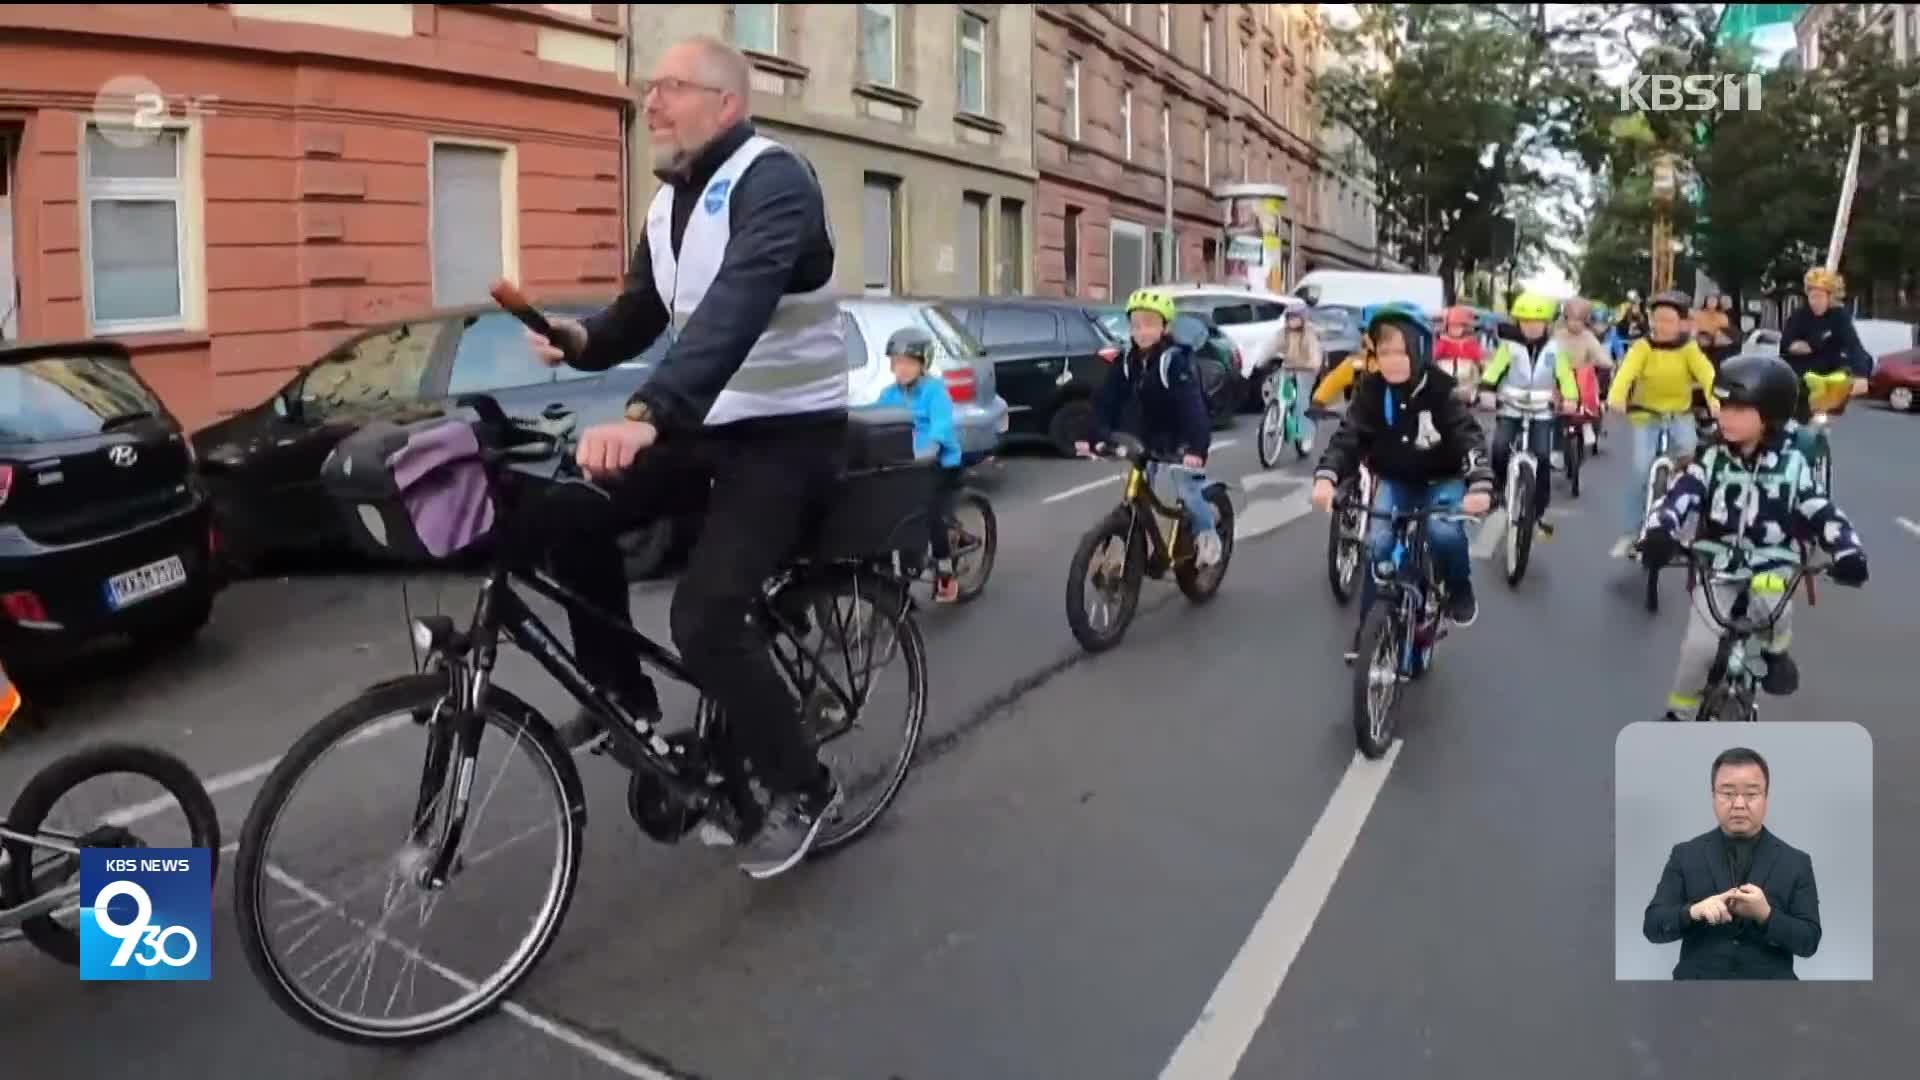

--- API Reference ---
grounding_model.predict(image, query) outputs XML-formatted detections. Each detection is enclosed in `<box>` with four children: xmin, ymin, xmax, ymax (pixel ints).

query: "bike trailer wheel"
<box><xmin>2</xmin><ymin>743</ymin><xmax>221</xmax><ymax>965</ymax></box>
<box><xmin>946</xmin><ymin>491</ymin><xmax>998</xmax><ymax>603</ymax></box>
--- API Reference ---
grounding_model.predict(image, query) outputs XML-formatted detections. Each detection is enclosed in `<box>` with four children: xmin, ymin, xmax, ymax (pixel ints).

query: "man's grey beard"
<box><xmin>650</xmin><ymin>142</ymin><xmax>693</xmax><ymax>181</ymax></box>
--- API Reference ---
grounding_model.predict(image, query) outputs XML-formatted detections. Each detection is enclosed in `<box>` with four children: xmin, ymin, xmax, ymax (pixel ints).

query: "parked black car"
<box><xmin>938</xmin><ymin>297</ymin><xmax>1120</xmax><ymax>456</ymax></box>
<box><xmin>192</xmin><ymin>299</ymin><xmax>688</xmax><ymax>579</ymax></box>
<box><xmin>0</xmin><ymin>339</ymin><xmax>219</xmax><ymax>663</ymax></box>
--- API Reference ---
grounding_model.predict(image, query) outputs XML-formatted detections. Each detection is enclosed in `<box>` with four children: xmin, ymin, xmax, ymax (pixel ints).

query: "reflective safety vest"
<box><xmin>644</xmin><ymin>135</ymin><xmax>848</xmax><ymax>427</ymax></box>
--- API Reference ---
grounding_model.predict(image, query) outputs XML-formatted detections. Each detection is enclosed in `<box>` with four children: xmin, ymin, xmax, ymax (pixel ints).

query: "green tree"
<box><xmin>1314</xmin><ymin>4</ymin><xmax>1613</xmax><ymax>299</ymax></box>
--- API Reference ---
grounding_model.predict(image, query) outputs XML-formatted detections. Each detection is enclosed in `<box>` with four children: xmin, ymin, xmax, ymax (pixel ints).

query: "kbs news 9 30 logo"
<box><xmin>78</xmin><ymin>848</ymin><xmax>212</xmax><ymax>981</ymax></box>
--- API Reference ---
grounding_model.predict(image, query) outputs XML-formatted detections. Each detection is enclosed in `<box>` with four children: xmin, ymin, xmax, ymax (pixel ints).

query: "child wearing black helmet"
<box><xmin>1638</xmin><ymin>353</ymin><xmax>1869</xmax><ymax>722</ymax></box>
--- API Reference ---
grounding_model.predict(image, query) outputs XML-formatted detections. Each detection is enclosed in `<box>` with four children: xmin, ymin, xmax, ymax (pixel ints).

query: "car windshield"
<box><xmin>1092</xmin><ymin>308</ymin><xmax>1128</xmax><ymax>343</ymax></box>
<box><xmin>1308</xmin><ymin>307</ymin><xmax>1354</xmax><ymax>336</ymax></box>
<box><xmin>0</xmin><ymin>351</ymin><xmax>168</xmax><ymax>443</ymax></box>
<box><xmin>921</xmin><ymin>304</ymin><xmax>983</xmax><ymax>360</ymax></box>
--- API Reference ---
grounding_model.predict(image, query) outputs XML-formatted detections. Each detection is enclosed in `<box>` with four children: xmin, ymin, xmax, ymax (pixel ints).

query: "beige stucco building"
<box><xmin>625</xmin><ymin>3</ymin><xmax>1037</xmax><ymax>298</ymax></box>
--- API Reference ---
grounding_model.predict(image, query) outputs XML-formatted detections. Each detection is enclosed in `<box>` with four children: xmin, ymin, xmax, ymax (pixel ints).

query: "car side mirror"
<box><xmin>1298</xmin><ymin>286</ymin><xmax>1321</xmax><ymax>308</ymax></box>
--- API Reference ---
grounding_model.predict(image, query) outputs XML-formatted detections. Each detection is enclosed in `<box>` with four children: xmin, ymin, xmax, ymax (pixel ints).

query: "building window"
<box><xmin>959</xmin><ymin>12</ymin><xmax>989</xmax><ymax>115</ymax></box>
<box><xmin>1118</xmin><ymin>3</ymin><xmax>1132</xmax><ymax>28</ymax></box>
<box><xmin>431</xmin><ymin>143</ymin><xmax>512</xmax><ymax>307</ymax></box>
<box><xmin>1065</xmin><ymin>56</ymin><xmax>1082</xmax><ymax>140</ymax></box>
<box><xmin>1065</xmin><ymin>206</ymin><xmax>1083</xmax><ymax>294</ymax></box>
<box><xmin>1262</xmin><ymin>62</ymin><xmax>1271</xmax><ymax>112</ymax></box>
<box><xmin>997</xmin><ymin>198</ymin><xmax>1025</xmax><ymax>294</ymax></box>
<box><xmin>1203</xmin><ymin>123</ymin><xmax>1212</xmax><ymax>186</ymax></box>
<box><xmin>1148</xmin><ymin>229</ymin><xmax>1178</xmax><ymax>285</ymax></box>
<box><xmin>83</xmin><ymin>127</ymin><xmax>191</xmax><ymax>332</ymax></box>
<box><xmin>1162</xmin><ymin>105</ymin><xmax>1172</xmax><ymax>173</ymax></box>
<box><xmin>1241</xmin><ymin>135</ymin><xmax>1250</xmax><ymax>181</ymax></box>
<box><xmin>863</xmin><ymin>174</ymin><xmax>900</xmax><ymax>295</ymax></box>
<box><xmin>959</xmin><ymin>192</ymin><xmax>990</xmax><ymax>293</ymax></box>
<box><xmin>1111</xmin><ymin>219</ymin><xmax>1148</xmax><ymax>299</ymax></box>
<box><xmin>1159</xmin><ymin>3</ymin><xmax>1171</xmax><ymax>48</ymax></box>
<box><xmin>1202</xmin><ymin>14</ymin><xmax>1215</xmax><ymax>76</ymax></box>
<box><xmin>734</xmin><ymin>4</ymin><xmax>778</xmax><ymax>54</ymax></box>
<box><xmin>1122</xmin><ymin>89</ymin><xmax>1134</xmax><ymax>160</ymax></box>
<box><xmin>1240</xmin><ymin>42</ymin><xmax>1250</xmax><ymax>94</ymax></box>
<box><xmin>861</xmin><ymin>3</ymin><xmax>897</xmax><ymax>87</ymax></box>
<box><xmin>1202</xmin><ymin>236</ymin><xmax>1220</xmax><ymax>278</ymax></box>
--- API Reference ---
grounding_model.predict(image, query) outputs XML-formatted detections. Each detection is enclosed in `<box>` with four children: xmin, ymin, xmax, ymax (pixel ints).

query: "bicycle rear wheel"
<box><xmin>1327</xmin><ymin>476</ymin><xmax>1367</xmax><ymax>605</ymax></box>
<box><xmin>234</xmin><ymin>675</ymin><xmax>584</xmax><ymax>1045</ymax></box>
<box><xmin>1566</xmin><ymin>427</ymin><xmax>1583</xmax><ymax>498</ymax></box>
<box><xmin>1</xmin><ymin>744</ymin><xmax>221</xmax><ymax>965</ymax></box>
<box><xmin>765</xmin><ymin>569</ymin><xmax>927</xmax><ymax>854</ymax></box>
<box><xmin>1351</xmin><ymin>603</ymin><xmax>1402</xmax><ymax>759</ymax></box>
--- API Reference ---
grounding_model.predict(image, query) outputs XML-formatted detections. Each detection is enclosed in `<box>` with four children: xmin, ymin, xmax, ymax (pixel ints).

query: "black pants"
<box><xmin>518</xmin><ymin>419</ymin><xmax>847</xmax><ymax>796</ymax></box>
<box><xmin>927</xmin><ymin>465</ymin><xmax>963</xmax><ymax>564</ymax></box>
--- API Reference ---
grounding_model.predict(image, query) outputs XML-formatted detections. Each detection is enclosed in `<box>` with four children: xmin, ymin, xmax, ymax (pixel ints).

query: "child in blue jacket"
<box><xmin>876</xmin><ymin>327</ymin><xmax>964</xmax><ymax>602</ymax></box>
<box><xmin>1075</xmin><ymin>288</ymin><xmax>1222</xmax><ymax>568</ymax></box>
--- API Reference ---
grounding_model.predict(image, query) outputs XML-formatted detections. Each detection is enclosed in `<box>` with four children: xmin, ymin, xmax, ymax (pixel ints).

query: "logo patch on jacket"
<box><xmin>1413</xmin><ymin>410</ymin><xmax>1441</xmax><ymax>449</ymax></box>
<box><xmin>703</xmin><ymin>179</ymin><xmax>733</xmax><ymax>215</ymax></box>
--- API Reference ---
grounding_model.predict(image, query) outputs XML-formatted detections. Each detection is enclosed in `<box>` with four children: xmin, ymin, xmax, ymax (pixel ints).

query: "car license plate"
<box><xmin>103</xmin><ymin>555</ymin><xmax>188</xmax><ymax>610</ymax></box>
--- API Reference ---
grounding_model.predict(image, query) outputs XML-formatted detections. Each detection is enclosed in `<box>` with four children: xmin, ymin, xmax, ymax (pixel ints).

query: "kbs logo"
<box><xmin>78</xmin><ymin>848</ymin><xmax>212</xmax><ymax>981</ymax></box>
<box><xmin>1620</xmin><ymin>74</ymin><xmax>1763</xmax><ymax>114</ymax></box>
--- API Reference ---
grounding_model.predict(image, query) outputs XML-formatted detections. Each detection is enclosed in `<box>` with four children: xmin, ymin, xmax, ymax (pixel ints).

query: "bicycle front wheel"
<box><xmin>1504</xmin><ymin>459</ymin><xmax>1535</xmax><ymax>586</ymax></box>
<box><xmin>946</xmin><ymin>491</ymin><xmax>998</xmax><ymax>603</ymax></box>
<box><xmin>1351</xmin><ymin>603</ymin><xmax>1402</xmax><ymax>759</ymax></box>
<box><xmin>1256</xmin><ymin>398</ymin><xmax>1286</xmax><ymax>469</ymax></box>
<box><xmin>234</xmin><ymin>675</ymin><xmax>585</xmax><ymax>1046</ymax></box>
<box><xmin>1066</xmin><ymin>513</ymin><xmax>1145</xmax><ymax>653</ymax></box>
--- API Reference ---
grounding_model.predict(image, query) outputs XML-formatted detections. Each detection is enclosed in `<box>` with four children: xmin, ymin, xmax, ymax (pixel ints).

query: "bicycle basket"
<box><xmin>321</xmin><ymin>416</ymin><xmax>497</xmax><ymax>562</ymax></box>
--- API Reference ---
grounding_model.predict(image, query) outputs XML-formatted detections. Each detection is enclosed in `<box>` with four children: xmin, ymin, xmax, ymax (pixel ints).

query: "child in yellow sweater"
<box><xmin>1605</xmin><ymin>289</ymin><xmax>1718</xmax><ymax>558</ymax></box>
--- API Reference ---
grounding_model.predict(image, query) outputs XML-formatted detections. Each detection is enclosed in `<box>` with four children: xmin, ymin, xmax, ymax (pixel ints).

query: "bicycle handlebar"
<box><xmin>1080</xmin><ymin>433</ymin><xmax>1200</xmax><ymax>467</ymax></box>
<box><xmin>1650</xmin><ymin>543</ymin><xmax>1839</xmax><ymax>631</ymax></box>
<box><xmin>1332</xmin><ymin>497</ymin><xmax>1482</xmax><ymax>526</ymax></box>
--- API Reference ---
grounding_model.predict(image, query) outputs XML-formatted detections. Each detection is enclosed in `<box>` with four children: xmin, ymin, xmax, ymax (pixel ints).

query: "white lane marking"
<box><xmin>1897</xmin><ymin>516</ymin><xmax>1920</xmax><ymax>540</ymax></box>
<box><xmin>1041</xmin><ymin>439</ymin><xmax>1246</xmax><ymax>504</ymax></box>
<box><xmin>1042</xmin><ymin>473</ymin><xmax>1125</xmax><ymax>504</ymax></box>
<box><xmin>1212</xmin><ymin>439</ymin><xmax>1241</xmax><ymax>451</ymax></box>
<box><xmin>1234</xmin><ymin>490</ymin><xmax>1313</xmax><ymax>541</ymax></box>
<box><xmin>102</xmin><ymin>714</ymin><xmax>414</xmax><ymax>828</ymax></box>
<box><xmin>263</xmin><ymin>860</ymin><xmax>677</xmax><ymax>1080</ymax></box>
<box><xmin>1159</xmin><ymin>742</ymin><xmax>1403</xmax><ymax>1080</ymax></box>
<box><xmin>1469</xmin><ymin>509</ymin><xmax>1509</xmax><ymax>560</ymax></box>
<box><xmin>1240</xmin><ymin>472</ymin><xmax>1306</xmax><ymax>493</ymax></box>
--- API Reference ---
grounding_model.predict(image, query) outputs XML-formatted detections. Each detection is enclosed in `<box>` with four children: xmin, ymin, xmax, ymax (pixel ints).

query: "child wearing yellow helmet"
<box><xmin>1478</xmin><ymin>292</ymin><xmax>1577</xmax><ymax>520</ymax></box>
<box><xmin>1081</xmin><ymin>288</ymin><xmax>1224</xmax><ymax>568</ymax></box>
<box><xmin>1780</xmin><ymin>267</ymin><xmax>1873</xmax><ymax>424</ymax></box>
<box><xmin>1604</xmin><ymin>290</ymin><xmax>1718</xmax><ymax>556</ymax></box>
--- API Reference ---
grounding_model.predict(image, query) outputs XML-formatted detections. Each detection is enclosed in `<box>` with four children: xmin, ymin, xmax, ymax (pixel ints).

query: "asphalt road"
<box><xmin>1</xmin><ymin>405</ymin><xmax>1915</xmax><ymax>1079</ymax></box>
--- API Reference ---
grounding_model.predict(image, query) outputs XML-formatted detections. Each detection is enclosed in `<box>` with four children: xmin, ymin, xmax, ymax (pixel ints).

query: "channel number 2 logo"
<box><xmin>93</xmin><ymin>880</ymin><xmax>199</xmax><ymax>968</ymax></box>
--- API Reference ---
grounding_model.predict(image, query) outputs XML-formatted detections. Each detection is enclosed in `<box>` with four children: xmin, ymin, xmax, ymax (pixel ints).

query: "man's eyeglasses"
<box><xmin>639</xmin><ymin>77</ymin><xmax>728</xmax><ymax>99</ymax></box>
<box><xmin>1714</xmin><ymin>789</ymin><xmax>1767</xmax><ymax>805</ymax></box>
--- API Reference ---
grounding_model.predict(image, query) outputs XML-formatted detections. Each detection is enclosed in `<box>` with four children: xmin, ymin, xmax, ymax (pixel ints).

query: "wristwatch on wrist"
<box><xmin>624</xmin><ymin>400</ymin><xmax>654</xmax><ymax>424</ymax></box>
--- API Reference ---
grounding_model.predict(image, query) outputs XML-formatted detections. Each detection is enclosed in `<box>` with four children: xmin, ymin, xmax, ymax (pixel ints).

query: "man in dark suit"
<box><xmin>1642</xmin><ymin>747</ymin><xmax>1822</xmax><ymax>979</ymax></box>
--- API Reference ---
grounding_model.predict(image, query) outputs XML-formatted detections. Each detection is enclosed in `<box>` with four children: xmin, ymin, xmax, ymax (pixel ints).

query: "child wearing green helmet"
<box><xmin>1479</xmin><ymin>291</ymin><xmax>1579</xmax><ymax>521</ymax></box>
<box><xmin>1080</xmin><ymin>288</ymin><xmax>1223</xmax><ymax>568</ymax></box>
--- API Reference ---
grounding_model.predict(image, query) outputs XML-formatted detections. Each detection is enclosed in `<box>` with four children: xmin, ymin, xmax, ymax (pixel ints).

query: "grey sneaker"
<box><xmin>737</xmin><ymin>781</ymin><xmax>843</xmax><ymax>880</ymax></box>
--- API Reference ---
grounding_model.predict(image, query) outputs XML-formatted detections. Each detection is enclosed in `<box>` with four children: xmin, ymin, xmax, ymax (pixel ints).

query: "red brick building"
<box><xmin>1032</xmin><ymin>3</ymin><xmax>1321</xmax><ymax>301</ymax></box>
<box><xmin>0</xmin><ymin>3</ymin><xmax>630</xmax><ymax>430</ymax></box>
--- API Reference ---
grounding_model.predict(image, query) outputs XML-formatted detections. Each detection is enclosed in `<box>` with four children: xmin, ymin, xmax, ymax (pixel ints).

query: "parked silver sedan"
<box><xmin>838</xmin><ymin>297</ymin><xmax>1011</xmax><ymax>462</ymax></box>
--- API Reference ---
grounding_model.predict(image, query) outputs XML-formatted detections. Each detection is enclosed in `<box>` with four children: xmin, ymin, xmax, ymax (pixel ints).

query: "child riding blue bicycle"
<box><xmin>1311</xmin><ymin>302</ymin><xmax>1495</xmax><ymax>661</ymax></box>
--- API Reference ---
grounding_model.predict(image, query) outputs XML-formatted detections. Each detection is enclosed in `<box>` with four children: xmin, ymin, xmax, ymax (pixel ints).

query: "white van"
<box><xmin>1292</xmin><ymin>270</ymin><xmax>1448</xmax><ymax>319</ymax></box>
